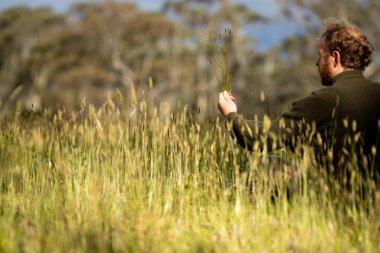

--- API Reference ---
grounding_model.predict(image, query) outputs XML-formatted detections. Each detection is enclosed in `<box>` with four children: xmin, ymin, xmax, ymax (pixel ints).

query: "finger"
<box><xmin>230</xmin><ymin>95</ymin><xmax>236</xmax><ymax>101</ymax></box>
<box><xmin>218</xmin><ymin>92</ymin><xmax>225</xmax><ymax>102</ymax></box>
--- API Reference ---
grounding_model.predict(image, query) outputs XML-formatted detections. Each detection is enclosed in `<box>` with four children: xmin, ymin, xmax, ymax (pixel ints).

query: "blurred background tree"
<box><xmin>0</xmin><ymin>2</ymin><xmax>175</xmax><ymax>111</ymax></box>
<box><xmin>0</xmin><ymin>0</ymin><xmax>379</xmax><ymax>118</ymax></box>
<box><xmin>0</xmin><ymin>7</ymin><xmax>65</xmax><ymax>110</ymax></box>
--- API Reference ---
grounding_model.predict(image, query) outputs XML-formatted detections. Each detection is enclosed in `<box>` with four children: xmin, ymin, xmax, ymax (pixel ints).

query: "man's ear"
<box><xmin>332</xmin><ymin>51</ymin><xmax>340</xmax><ymax>67</ymax></box>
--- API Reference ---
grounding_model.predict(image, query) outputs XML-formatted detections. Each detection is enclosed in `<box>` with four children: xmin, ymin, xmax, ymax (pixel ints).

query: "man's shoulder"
<box><xmin>334</xmin><ymin>74</ymin><xmax>380</xmax><ymax>95</ymax></box>
<box><xmin>334</xmin><ymin>70</ymin><xmax>379</xmax><ymax>87</ymax></box>
<box><xmin>284</xmin><ymin>87</ymin><xmax>338</xmax><ymax>118</ymax></box>
<box><xmin>308</xmin><ymin>86</ymin><xmax>339</xmax><ymax>103</ymax></box>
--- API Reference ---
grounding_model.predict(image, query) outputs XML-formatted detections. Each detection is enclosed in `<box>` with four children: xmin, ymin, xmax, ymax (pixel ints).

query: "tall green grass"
<box><xmin>0</xmin><ymin>93</ymin><xmax>379</xmax><ymax>252</ymax></box>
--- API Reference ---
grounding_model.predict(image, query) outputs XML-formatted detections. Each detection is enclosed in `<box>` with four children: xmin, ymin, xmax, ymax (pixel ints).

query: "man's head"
<box><xmin>316</xmin><ymin>20</ymin><xmax>374</xmax><ymax>86</ymax></box>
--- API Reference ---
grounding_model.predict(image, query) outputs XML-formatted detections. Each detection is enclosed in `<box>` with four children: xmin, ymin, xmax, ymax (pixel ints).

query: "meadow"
<box><xmin>0</xmin><ymin>93</ymin><xmax>379</xmax><ymax>253</ymax></box>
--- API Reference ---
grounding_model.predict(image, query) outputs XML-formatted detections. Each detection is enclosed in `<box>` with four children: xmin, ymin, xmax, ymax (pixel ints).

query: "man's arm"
<box><xmin>225</xmin><ymin>112</ymin><xmax>263</xmax><ymax>151</ymax></box>
<box><xmin>218</xmin><ymin>91</ymin><xmax>268</xmax><ymax>151</ymax></box>
<box><xmin>218</xmin><ymin>90</ymin><xmax>336</xmax><ymax>152</ymax></box>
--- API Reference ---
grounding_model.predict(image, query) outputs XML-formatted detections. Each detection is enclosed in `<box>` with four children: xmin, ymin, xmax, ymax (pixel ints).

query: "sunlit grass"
<box><xmin>0</xmin><ymin>93</ymin><xmax>379</xmax><ymax>252</ymax></box>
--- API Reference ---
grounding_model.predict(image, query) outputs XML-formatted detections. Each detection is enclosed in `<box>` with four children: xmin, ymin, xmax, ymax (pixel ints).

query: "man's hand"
<box><xmin>218</xmin><ymin>91</ymin><xmax>237</xmax><ymax>117</ymax></box>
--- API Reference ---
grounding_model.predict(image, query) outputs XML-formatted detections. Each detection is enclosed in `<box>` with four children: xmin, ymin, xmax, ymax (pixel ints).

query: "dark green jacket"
<box><xmin>227</xmin><ymin>70</ymin><xmax>380</xmax><ymax>168</ymax></box>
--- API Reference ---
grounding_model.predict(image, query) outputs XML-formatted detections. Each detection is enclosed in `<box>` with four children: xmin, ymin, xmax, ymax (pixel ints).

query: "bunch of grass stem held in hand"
<box><xmin>207</xmin><ymin>28</ymin><xmax>233</xmax><ymax>93</ymax></box>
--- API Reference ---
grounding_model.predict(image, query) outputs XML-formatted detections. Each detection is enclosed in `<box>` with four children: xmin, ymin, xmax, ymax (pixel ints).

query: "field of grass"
<box><xmin>1</xmin><ymin>95</ymin><xmax>380</xmax><ymax>253</ymax></box>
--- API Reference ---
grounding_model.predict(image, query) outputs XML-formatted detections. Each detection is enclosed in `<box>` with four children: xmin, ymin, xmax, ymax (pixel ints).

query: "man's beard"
<box><xmin>319</xmin><ymin>59</ymin><xmax>334</xmax><ymax>86</ymax></box>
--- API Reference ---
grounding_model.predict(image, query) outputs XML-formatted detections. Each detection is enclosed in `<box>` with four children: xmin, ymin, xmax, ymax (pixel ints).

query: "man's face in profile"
<box><xmin>316</xmin><ymin>38</ymin><xmax>334</xmax><ymax>86</ymax></box>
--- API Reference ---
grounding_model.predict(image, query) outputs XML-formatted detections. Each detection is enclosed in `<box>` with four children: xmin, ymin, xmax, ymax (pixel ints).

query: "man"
<box><xmin>218</xmin><ymin>20</ymin><xmax>380</xmax><ymax>170</ymax></box>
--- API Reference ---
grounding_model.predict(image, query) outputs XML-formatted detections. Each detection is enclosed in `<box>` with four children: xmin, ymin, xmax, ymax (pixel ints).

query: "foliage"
<box><xmin>0</xmin><ymin>93</ymin><xmax>380</xmax><ymax>252</ymax></box>
<box><xmin>0</xmin><ymin>0</ymin><xmax>379</xmax><ymax>119</ymax></box>
<box><xmin>0</xmin><ymin>1</ymin><xmax>380</xmax><ymax>251</ymax></box>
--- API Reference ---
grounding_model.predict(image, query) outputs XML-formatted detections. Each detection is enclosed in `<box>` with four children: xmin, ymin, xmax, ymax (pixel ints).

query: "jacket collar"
<box><xmin>332</xmin><ymin>70</ymin><xmax>364</xmax><ymax>85</ymax></box>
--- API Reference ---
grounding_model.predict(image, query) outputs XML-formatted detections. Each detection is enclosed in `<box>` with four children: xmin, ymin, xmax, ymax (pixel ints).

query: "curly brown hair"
<box><xmin>322</xmin><ymin>20</ymin><xmax>374</xmax><ymax>70</ymax></box>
